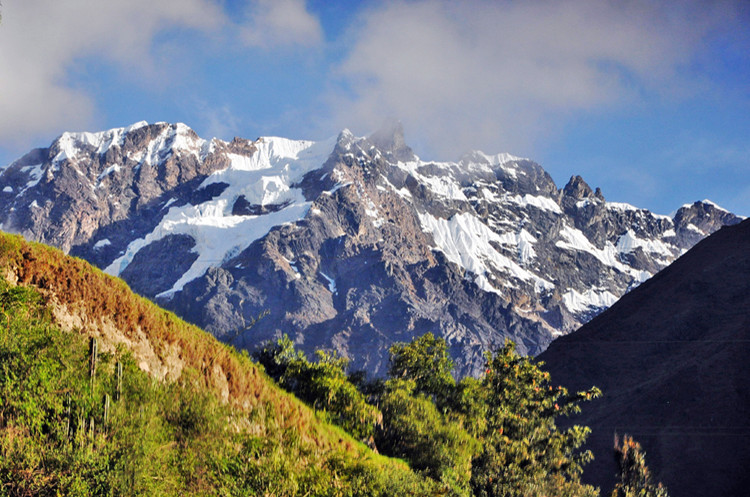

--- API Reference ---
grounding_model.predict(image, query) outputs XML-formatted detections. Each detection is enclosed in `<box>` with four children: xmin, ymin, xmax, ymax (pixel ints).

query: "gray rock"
<box><xmin>0</xmin><ymin>121</ymin><xmax>742</xmax><ymax>377</ymax></box>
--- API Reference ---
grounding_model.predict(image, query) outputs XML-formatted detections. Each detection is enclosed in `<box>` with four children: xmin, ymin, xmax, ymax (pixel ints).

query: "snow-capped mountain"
<box><xmin>0</xmin><ymin>121</ymin><xmax>742</xmax><ymax>375</ymax></box>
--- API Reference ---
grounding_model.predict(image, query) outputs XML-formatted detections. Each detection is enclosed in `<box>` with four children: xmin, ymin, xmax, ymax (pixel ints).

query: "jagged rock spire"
<box><xmin>563</xmin><ymin>175</ymin><xmax>594</xmax><ymax>199</ymax></box>
<box><xmin>367</xmin><ymin>119</ymin><xmax>415</xmax><ymax>162</ymax></box>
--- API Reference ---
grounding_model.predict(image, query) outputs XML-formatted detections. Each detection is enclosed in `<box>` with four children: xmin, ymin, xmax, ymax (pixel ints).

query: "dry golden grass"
<box><xmin>0</xmin><ymin>232</ymin><xmax>373</xmax><ymax>457</ymax></box>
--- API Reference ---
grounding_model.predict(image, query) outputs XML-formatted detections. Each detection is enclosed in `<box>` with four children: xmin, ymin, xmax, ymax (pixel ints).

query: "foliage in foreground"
<box><xmin>259</xmin><ymin>333</ymin><xmax>609</xmax><ymax>497</ymax></box>
<box><xmin>0</xmin><ymin>231</ymin><xmax>670</xmax><ymax>496</ymax></box>
<box><xmin>0</xmin><ymin>279</ymin><xmax>433</xmax><ymax>496</ymax></box>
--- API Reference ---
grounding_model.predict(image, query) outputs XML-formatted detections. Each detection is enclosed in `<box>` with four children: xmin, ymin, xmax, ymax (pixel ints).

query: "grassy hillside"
<box><xmin>0</xmin><ymin>232</ymin><xmax>433</xmax><ymax>496</ymax></box>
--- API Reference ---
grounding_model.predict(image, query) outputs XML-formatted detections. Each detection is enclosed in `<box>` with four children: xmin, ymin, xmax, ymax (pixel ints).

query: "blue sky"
<box><xmin>1</xmin><ymin>0</ymin><xmax>748</xmax><ymax>216</ymax></box>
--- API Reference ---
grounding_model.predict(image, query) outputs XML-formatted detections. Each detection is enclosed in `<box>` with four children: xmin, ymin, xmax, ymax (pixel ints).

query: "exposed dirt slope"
<box><xmin>0</xmin><ymin>231</ymin><xmax>382</xmax><ymax>457</ymax></box>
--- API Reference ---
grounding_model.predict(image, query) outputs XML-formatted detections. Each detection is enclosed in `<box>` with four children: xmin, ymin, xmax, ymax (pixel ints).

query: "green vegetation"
<box><xmin>0</xmin><ymin>232</ymin><xmax>434</xmax><ymax>495</ymax></box>
<box><xmin>0</xmin><ymin>278</ymin><xmax>433</xmax><ymax>496</ymax></box>
<box><xmin>258</xmin><ymin>333</ymin><xmax>606</xmax><ymax>496</ymax></box>
<box><xmin>253</xmin><ymin>336</ymin><xmax>380</xmax><ymax>442</ymax></box>
<box><xmin>0</xmin><ymin>231</ymin><xmax>669</xmax><ymax>496</ymax></box>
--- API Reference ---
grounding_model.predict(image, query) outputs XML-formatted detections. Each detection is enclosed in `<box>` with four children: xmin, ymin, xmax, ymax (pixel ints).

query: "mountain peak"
<box><xmin>367</xmin><ymin>119</ymin><xmax>415</xmax><ymax>162</ymax></box>
<box><xmin>0</xmin><ymin>121</ymin><xmax>742</xmax><ymax>378</ymax></box>
<box><xmin>563</xmin><ymin>175</ymin><xmax>603</xmax><ymax>200</ymax></box>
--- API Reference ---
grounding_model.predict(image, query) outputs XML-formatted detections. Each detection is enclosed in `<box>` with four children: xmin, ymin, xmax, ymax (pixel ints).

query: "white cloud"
<box><xmin>239</xmin><ymin>0</ymin><xmax>323</xmax><ymax>48</ymax></box>
<box><xmin>0</xmin><ymin>0</ymin><xmax>322</xmax><ymax>153</ymax></box>
<box><xmin>0</xmin><ymin>0</ymin><xmax>224</xmax><ymax>149</ymax></box>
<box><xmin>197</xmin><ymin>103</ymin><xmax>243</xmax><ymax>142</ymax></box>
<box><xmin>330</xmin><ymin>0</ymin><xmax>739</xmax><ymax>159</ymax></box>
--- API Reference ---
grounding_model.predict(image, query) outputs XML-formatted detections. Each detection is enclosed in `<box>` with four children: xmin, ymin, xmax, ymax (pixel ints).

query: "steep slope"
<box><xmin>0</xmin><ymin>121</ymin><xmax>742</xmax><ymax>376</ymax></box>
<box><xmin>539</xmin><ymin>219</ymin><xmax>750</xmax><ymax>497</ymax></box>
<box><xmin>0</xmin><ymin>231</ymin><xmax>431</xmax><ymax>494</ymax></box>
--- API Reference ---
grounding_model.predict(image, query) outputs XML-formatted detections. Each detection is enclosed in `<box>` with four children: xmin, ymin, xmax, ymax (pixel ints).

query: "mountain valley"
<box><xmin>0</xmin><ymin>121</ymin><xmax>742</xmax><ymax>375</ymax></box>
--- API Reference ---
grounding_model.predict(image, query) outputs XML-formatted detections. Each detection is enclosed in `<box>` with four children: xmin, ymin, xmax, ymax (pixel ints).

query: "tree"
<box><xmin>376</xmin><ymin>378</ymin><xmax>477</xmax><ymax>496</ymax></box>
<box><xmin>611</xmin><ymin>434</ymin><xmax>669</xmax><ymax>497</ymax></box>
<box><xmin>470</xmin><ymin>340</ymin><xmax>601</xmax><ymax>497</ymax></box>
<box><xmin>253</xmin><ymin>336</ymin><xmax>380</xmax><ymax>441</ymax></box>
<box><xmin>388</xmin><ymin>332</ymin><xmax>456</xmax><ymax>408</ymax></box>
<box><xmin>252</xmin><ymin>334</ymin><xmax>305</xmax><ymax>380</ymax></box>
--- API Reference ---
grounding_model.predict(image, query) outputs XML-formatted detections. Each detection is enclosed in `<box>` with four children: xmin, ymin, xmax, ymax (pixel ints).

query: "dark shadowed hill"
<box><xmin>540</xmin><ymin>218</ymin><xmax>750</xmax><ymax>496</ymax></box>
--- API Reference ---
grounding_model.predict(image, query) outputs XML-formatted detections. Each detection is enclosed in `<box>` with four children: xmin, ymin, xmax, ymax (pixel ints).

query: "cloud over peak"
<box><xmin>331</xmin><ymin>0</ymin><xmax>740</xmax><ymax>158</ymax></box>
<box><xmin>0</xmin><ymin>0</ymin><xmax>322</xmax><ymax>151</ymax></box>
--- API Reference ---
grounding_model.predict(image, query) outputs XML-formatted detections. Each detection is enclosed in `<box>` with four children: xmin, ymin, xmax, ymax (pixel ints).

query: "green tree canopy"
<box><xmin>470</xmin><ymin>340</ymin><xmax>602</xmax><ymax>497</ymax></box>
<box><xmin>388</xmin><ymin>332</ymin><xmax>456</xmax><ymax>408</ymax></box>
<box><xmin>254</xmin><ymin>335</ymin><xmax>380</xmax><ymax>441</ymax></box>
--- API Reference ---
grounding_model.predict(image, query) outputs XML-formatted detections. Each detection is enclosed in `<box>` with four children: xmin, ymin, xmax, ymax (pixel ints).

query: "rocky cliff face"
<box><xmin>0</xmin><ymin>121</ymin><xmax>742</xmax><ymax>376</ymax></box>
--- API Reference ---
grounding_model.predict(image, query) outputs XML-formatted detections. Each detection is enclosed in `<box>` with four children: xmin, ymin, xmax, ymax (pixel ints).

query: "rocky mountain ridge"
<box><xmin>0</xmin><ymin>121</ymin><xmax>742</xmax><ymax>375</ymax></box>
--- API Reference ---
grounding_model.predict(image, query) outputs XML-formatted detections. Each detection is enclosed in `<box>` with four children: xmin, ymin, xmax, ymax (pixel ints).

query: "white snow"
<box><xmin>20</xmin><ymin>164</ymin><xmax>44</xmax><ymax>192</ymax></box>
<box><xmin>507</xmin><ymin>194</ymin><xmax>562</xmax><ymax>214</ymax></box>
<box><xmin>2</xmin><ymin>186</ymin><xmax>12</xmax><ymax>193</ymax></box>
<box><xmin>419</xmin><ymin>211</ymin><xmax>554</xmax><ymax>294</ymax></box>
<box><xmin>364</xmin><ymin>199</ymin><xmax>384</xmax><ymax>228</ymax></box>
<box><xmin>93</xmin><ymin>239</ymin><xmax>111</xmax><ymax>250</ymax></box>
<box><xmin>97</xmin><ymin>164</ymin><xmax>121</xmax><ymax>181</ymax></box>
<box><xmin>607</xmin><ymin>202</ymin><xmax>639</xmax><ymax>212</ymax></box>
<box><xmin>556</xmin><ymin>225</ymin><xmax>622</xmax><ymax>268</ymax></box>
<box><xmin>320</xmin><ymin>271</ymin><xmax>337</xmax><ymax>294</ymax></box>
<box><xmin>495</xmin><ymin>229</ymin><xmax>538</xmax><ymax>263</ymax></box>
<box><xmin>555</xmin><ymin>225</ymin><xmax>662</xmax><ymax>281</ymax></box>
<box><xmin>460</xmin><ymin>150</ymin><xmax>524</xmax><ymax>167</ymax></box>
<box><xmin>105</xmin><ymin>134</ymin><xmax>339</xmax><ymax>296</ymax></box>
<box><xmin>616</xmin><ymin>230</ymin><xmax>673</xmax><ymax>257</ymax></box>
<box><xmin>562</xmin><ymin>288</ymin><xmax>619</xmax><ymax>314</ymax></box>
<box><xmin>395</xmin><ymin>160</ymin><xmax>467</xmax><ymax>200</ymax></box>
<box><xmin>53</xmin><ymin>121</ymin><xmax>146</xmax><ymax>162</ymax></box>
<box><xmin>700</xmin><ymin>199</ymin><xmax>729</xmax><ymax>211</ymax></box>
<box><xmin>686</xmin><ymin>224</ymin><xmax>705</xmax><ymax>235</ymax></box>
<box><xmin>284</xmin><ymin>257</ymin><xmax>301</xmax><ymax>279</ymax></box>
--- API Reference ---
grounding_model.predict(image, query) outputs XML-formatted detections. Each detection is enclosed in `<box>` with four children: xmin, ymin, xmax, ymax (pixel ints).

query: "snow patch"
<box><xmin>556</xmin><ymin>225</ymin><xmax>621</xmax><ymax>268</ymax></box>
<box><xmin>607</xmin><ymin>202</ymin><xmax>639</xmax><ymax>212</ymax></box>
<box><xmin>562</xmin><ymin>288</ymin><xmax>619</xmax><ymax>314</ymax></box>
<box><xmin>507</xmin><ymin>194</ymin><xmax>562</xmax><ymax>214</ymax></box>
<box><xmin>97</xmin><ymin>164</ymin><xmax>121</xmax><ymax>181</ymax></box>
<box><xmin>364</xmin><ymin>199</ymin><xmax>384</xmax><ymax>228</ymax></box>
<box><xmin>495</xmin><ymin>229</ymin><xmax>538</xmax><ymax>263</ymax></box>
<box><xmin>320</xmin><ymin>272</ymin><xmax>337</xmax><ymax>294</ymax></box>
<box><xmin>419</xmin><ymin>212</ymin><xmax>554</xmax><ymax>294</ymax></box>
<box><xmin>20</xmin><ymin>163</ymin><xmax>44</xmax><ymax>192</ymax></box>
<box><xmin>700</xmin><ymin>199</ymin><xmax>729</xmax><ymax>211</ymax></box>
<box><xmin>396</xmin><ymin>160</ymin><xmax>467</xmax><ymax>200</ymax></box>
<box><xmin>2</xmin><ymin>186</ymin><xmax>12</xmax><ymax>193</ymax></box>
<box><xmin>284</xmin><ymin>257</ymin><xmax>301</xmax><ymax>279</ymax></box>
<box><xmin>616</xmin><ymin>230</ymin><xmax>673</xmax><ymax>257</ymax></box>
<box><xmin>93</xmin><ymin>239</ymin><xmax>111</xmax><ymax>250</ymax></box>
<box><xmin>105</xmin><ymin>134</ymin><xmax>339</xmax><ymax>296</ymax></box>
